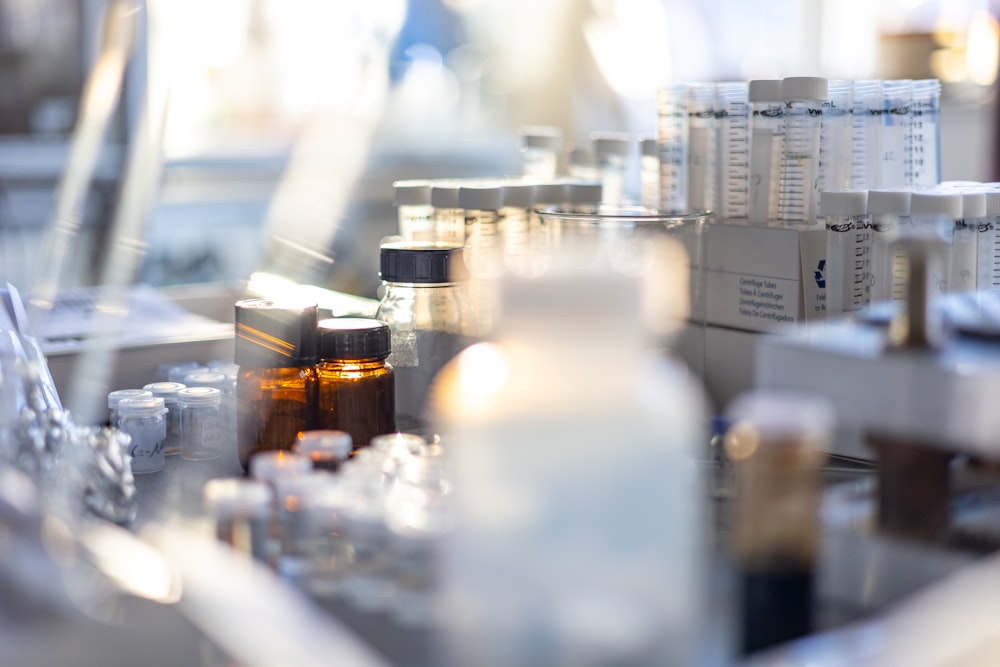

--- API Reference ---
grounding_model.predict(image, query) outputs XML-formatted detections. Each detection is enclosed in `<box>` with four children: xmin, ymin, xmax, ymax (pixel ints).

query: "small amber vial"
<box><xmin>235</xmin><ymin>299</ymin><xmax>319</xmax><ymax>471</ymax></box>
<box><xmin>316</xmin><ymin>317</ymin><xmax>396</xmax><ymax>452</ymax></box>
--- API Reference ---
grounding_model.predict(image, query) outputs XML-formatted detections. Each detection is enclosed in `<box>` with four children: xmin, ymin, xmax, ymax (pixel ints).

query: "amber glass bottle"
<box><xmin>316</xmin><ymin>317</ymin><xmax>395</xmax><ymax>452</ymax></box>
<box><xmin>234</xmin><ymin>299</ymin><xmax>319</xmax><ymax>470</ymax></box>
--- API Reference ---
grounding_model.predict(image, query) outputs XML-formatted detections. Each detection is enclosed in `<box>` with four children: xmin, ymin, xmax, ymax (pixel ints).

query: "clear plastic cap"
<box><xmin>183</xmin><ymin>371</ymin><xmax>227</xmax><ymax>389</ymax></box>
<box><xmin>295</xmin><ymin>430</ymin><xmax>354</xmax><ymax>461</ymax></box>
<box><xmin>430</xmin><ymin>181</ymin><xmax>461</xmax><ymax>208</ymax></box>
<box><xmin>868</xmin><ymin>189</ymin><xmax>912</xmax><ymax>215</ymax></box>
<box><xmin>143</xmin><ymin>382</ymin><xmax>186</xmax><ymax>405</ymax></box>
<box><xmin>592</xmin><ymin>133</ymin><xmax>630</xmax><ymax>159</ymax></box>
<box><xmin>393</xmin><ymin>180</ymin><xmax>432</xmax><ymax>206</ymax></box>
<box><xmin>748</xmin><ymin>79</ymin><xmax>783</xmax><ymax>103</ymax></box>
<box><xmin>459</xmin><ymin>184</ymin><xmax>504</xmax><ymax>211</ymax></box>
<box><xmin>204</xmin><ymin>478</ymin><xmax>272</xmax><ymax>519</ymax></box>
<box><xmin>176</xmin><ymin>386</ymin><xmax>222</xmax><ymax>408</ymax></box>
<box><xmin>820</xmin><ymin>189</ymin><xmax>868</xmax><ymax>217</ymax></box>
<box><xmin>250</xmin><ymin>450</ymin><xmax>313</xmax><ymax>483</ymax></box>
<box><xmin>108</xmin><ymin>388</ymin><xmax>153</xmax><ymax>410</ymax></box>
<box><xmin>781</xmin><ymin>76</ymin><xmax>828</xmax><ymax>102</ymax></box>
<box><xmin>911</xmin><ymin>191</ymin><xmax>963</xmax><ymax>219</ymax></box>
<box><xmin>116</xmin><ymin>396</ymin><xmax>167</xmax><ymax>418</ymax></box>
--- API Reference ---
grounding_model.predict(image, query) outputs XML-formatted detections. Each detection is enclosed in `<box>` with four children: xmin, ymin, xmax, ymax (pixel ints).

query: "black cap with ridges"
<box><xmin>234</xmin><ymin>299</ymin><xmax>318</xmax><ymax>368</ymax></box>
<box><xmin>379</xmin><ymin>242</ymin><xmax>466</xmax><ymax>284</ymax></box>
<box><xmin>318</xmin><ymin>318</ymin><xmax>390</xmax><ymax>360</ymax></box>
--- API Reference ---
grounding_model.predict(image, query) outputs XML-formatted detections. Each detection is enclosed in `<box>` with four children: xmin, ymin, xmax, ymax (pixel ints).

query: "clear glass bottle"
<box><xmin>203</xmin><ymin>478</ymin><xmax>273</xmax><ymax>562</ymax></box>
<box><xmin>393</xmin><ymin>179</ymin><xmax>434</xmax><ymax>242</ymax></box>
<box><xmin>177</xmin><ymin>386</ymin><xmax>224</xmax><ymax>461</ymax></box>
<box><xmin>117</xmin><ymin>396</ymin><xmax>167</xmax><ymax>474</ymax></box>
<box><xmin>107</xmin><ymin>388</ymin><xmax>152</xmax><ymax>426</ymax></box>
<box><xmin>295</xmin><ymin>430</ymin><xmax>353</xmax><ymax>472</ymax></box>
<box><xmin>143</xmin><ymin>381</ymin><xmax>186</xmax><ymax>456</ymax></box>
<box><xmin>316</xmin><ymin>318</ymin><xmax>396</xmax><ymax>452</ymax></box>
<box><xmin>592</xmin><ymin>132</ymin><xmax>629</xmax><ymax>205</ymax></box>
<box><xmin>234</xmin><ymin>299</ymin><xmax>319</xmax><ymax>470</ymax></box>
<box><xmin>376</xmin><ymin>242</ymin><xmax>469</xmax><ymax>433</ymax></box>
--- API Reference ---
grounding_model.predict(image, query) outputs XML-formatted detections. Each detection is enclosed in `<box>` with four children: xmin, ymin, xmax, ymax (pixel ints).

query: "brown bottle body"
<box><xmin>237</xmin><ymin>366</ymin><xmax>318</xmax><ymax>469</ymax></box>
<box><xmin>317</xmin><ymin>358</ymin><xmax>395</xmax><ymax>451</ymax></box>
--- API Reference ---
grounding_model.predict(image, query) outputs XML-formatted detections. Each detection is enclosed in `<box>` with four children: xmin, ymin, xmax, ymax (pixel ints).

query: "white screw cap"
<box><xmin>820</xmin><ymin>189</ymin><xmax>868</xmax><ymax>217</ymax></box>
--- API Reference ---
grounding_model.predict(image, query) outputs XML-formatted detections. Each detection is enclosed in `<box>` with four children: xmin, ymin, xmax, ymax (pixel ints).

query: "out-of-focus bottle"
<box><xmin>182</xmin><ymin>370</ymin><xmax>228</xmax><ymax>392</ymax></box>
<box><xmin>460</xmin><ymin>183</ymin><xmax>504</xmax><ymax>336</ymax></box>
<box><xmin>518</xmin><ymin>125</ymin><xmax>562</xmax><ymax>179</ymax></box>
<box><xmin>144</xmin><ymin>382</ymin><xmax>186</xmax><ymax>456</ymax></box>
<box><xmin>567</xmin><ymin>146</ymin><xmax>600</xmax><ymax>181</ymax></box>
<box><xmin>393</xmin><ymin>180</ymin><xmax>434</xmax><ymax>242</ymax></box>
<box><xmin>432</xmin><ymin>259</ymin><xmax>706</xmax><ymax>667</ymax></box>
<box><xmin>234</xmin><ymin>299</ymin><xmax>319</xmax><ymax>470</ymax></box>
<box><xmin>376</xmin><ymin>243</ymin><xmax>469</xmax><ymax>433</ymax></box>
<box><xmin>294</xmin><ymin>430</ymin><xmax>353</xmax><ymax>472</ymax></box>
<box><xmin>565</xmin><ymin>180</ymin><xmax>603</xmax><ymax>213</ymax></box>
<box><xmin>117</xmin><ymin>396</ymin><xmax>167</xmax><ymax>474</ymax></box>
<box><xmin>868</xmin><ymin>188</ymin><xmax>911</xmax><ymax>303</ymax></box>
<box><xmin>177</xmin><ymin>386</ymin><xmax>224</xmax><ymax>461</ymax></box>
<box><xmin>203</xmin><ymin>478</ymin><xmax>272</xmax><ymax>562</ymax></box>
<box><xmin>726</xmin><ymin>390</ymin><xmax>832</xmax><ymax>656</ymax></box>
<box><xmin>107</xmin><ymin>388</ymin><xmax>152</xmax><ymax>426</ymax></box>
<box><xmin>316</xmin><ymin>318</ymin><xmax>395</xmax><ymax>451</ymax></box>
<box><xmin>431</xmin><ymin>181</ymin><xmax>465</xmax><ymax>246</ymax></box>
<box><xmin>499</xmin><ymin>179</ymin><xmax>538</xmax><ymax>276</ymax></box>
<box><xmin>592</xmin><ymin>132</ymin><xmax>630</xmax><ymax>205</ymax></box>
<box><xmin>909</xmin><ymin>191</ymin><xmax>961</xmax><ymax>293</ymax></box>
<box><xmin>640</xmin><ymin>138</ymin><xmax>660</xmax><ymax>210</ymax></box>
<box><xmin>158</xmin><ymin>361</ymin><xmax>199</xmax><ymax>383</ymax></box>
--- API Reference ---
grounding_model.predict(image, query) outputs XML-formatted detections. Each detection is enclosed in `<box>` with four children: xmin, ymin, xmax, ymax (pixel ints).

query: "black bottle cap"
<box><xmin>318</xmin><ymin>318</ymin><xmax>390</xmax><ymax>361</ymax></box>
<box><xmin>379</xmin><ymin>242</ymin><xmax>466</xmax><ymax>284</ymax></box>
<box><xmin>234</xmin><ymin>299</ymin><xmax>318</xmax><ymax>368</ymax></box>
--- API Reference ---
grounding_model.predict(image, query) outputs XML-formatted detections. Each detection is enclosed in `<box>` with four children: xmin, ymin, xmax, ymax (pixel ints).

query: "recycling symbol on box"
<box><xmin>814</xmin><ymin>260</ymin><xmax>826</xmax><ymax>289</ymax></box>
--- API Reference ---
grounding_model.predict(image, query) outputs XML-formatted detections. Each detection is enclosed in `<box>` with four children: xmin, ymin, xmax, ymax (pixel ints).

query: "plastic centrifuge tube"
<box><xmin>657</xmin><ymin>83</ymin><xmax>689</xmax><ymax>213</ymax></box>
<box><xmin>393</xmin><ymin>180</ymin><xmax>434</xmax><ymax>242</ymax></box>
<box><xmin>779</xmin><ymin>77</ymin><xmax>827</xmax><ymax>225</ymax></box>
<box><xmin>879</xmin><ymin>80</ymin><xmax>913</xmax><ymax>188</ymax></box>
<box><xmin>592</xmin><ymin>132</ymin><xmax>630</xmax><ymax>205</ymax></box>
<box><xmin>747</xmin><ymin>80</ymin><xmax>783</xmax><ymax>225</ymax></box>
<box><xmin>850</xmin><ymin>81</ymin><xmax>883</xmax><ymax>190</ymax></box>
<box><xmin>951</xmin><ymin>189</ymin><xmax>985</xmax><ymax>292</ymax></box>
<box><xmin>821</xmin><ymin>189</ymin><xmax>870</xmax><ymax>317</ymax></box>
<box><xmin>687</xmin><ymin>83</ymin><xmax>716</xmax><ymax>213</ymax></box>
<box><xmin>983</xmin><ymin>190</ymin><xmax>1000</xmax><ymax>292</ymax></box>
<box><xmin>431</xmin><ymin>181</ymin><xmax>465</xmax><ymax>246</ymax></box>
<box><xmin>868</xmin><ymin>189</ymin><xmax>911</xmax><ymax>303</ymax></box>
<box><xmin>518</xmin><ymin>126</ymin><xmax>562</xmax><ymax>179</ymax></box>
<box><xmin>909</xmin><ymin>191</ymin><xmax>961</xmax><ymax>293</ymax></box>
<box><xmin>715</xmin><ymin>81</ymin><xmax>750</xmax><ymax>220</ymax></box>
<box><xmin>819</xmin><ymin>80</ymin><xmax>853</xmax><ymax>194</ymax></box>
<box><xmin>910</xmin><ymin>80</ymin><xmax>942</xmax><ymax>188</ymax></box>
<box><xmin>640</xmin><ymin>138</ymin><xmax>659</xmax><ymax>210</ymax></box>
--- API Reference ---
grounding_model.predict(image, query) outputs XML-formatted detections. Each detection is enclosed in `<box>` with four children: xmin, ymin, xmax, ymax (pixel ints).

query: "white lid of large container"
<box><xmin>748</xmin><ymin>79</ymin><xmax>783</xmax><ymax>103</ymax></box>
<box><xmin>566</xmin><ymin>180</ymin><xmax>603</xmax><ymax>205</ymax></box>
<box><xmin>393</xmin><ymin>180</ymin><xmax>432</xmax><ymax>206</ymax></box>
<box><xmin>519</xmin><ymin>125</ymin><xmax>563</xmax><ymax>151</ymax></box>
<box><xmin>430</xmin><ymin>181</ymin><xmax>461</xmax><ymax>208</ymax></box>
<box><xmin>592</xmin><ymin>133</ymin><xmax>630</xmax><ymax>159</ymax></box>
<box><xmin>502</xmin><ymin>181</ymin><xmax>537</xmax><ymax>208</ymax></box>
<box><xmin>868</xmin><ymin>189</ymin><xmax>912</xmax><ymax>215</ymax></box>
<box><xmin>781</xmin><ymin>76</ymin><xmax>828</xmax><ymax>102</ymax></box>
<box><xmin>910</xmin><ymin>191</ymin><xmax>963</xmax><ymax>218</ymax></box>
<box><xmin>820</xmin><ymin>189</ymin><xmax>867</xmax><ymax>217</ymax></box>
<box><xmin>459</xmin><ymin>183</ymin><xmax>504</xmax><ymax>211</ymax></box>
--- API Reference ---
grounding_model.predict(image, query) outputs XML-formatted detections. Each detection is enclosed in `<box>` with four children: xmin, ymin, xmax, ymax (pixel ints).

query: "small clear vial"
<box><xmin>117</xmin><ymin>396</ymin><xmax>168</xmax><ymax>474</ymax></box>
<box><xmin>107</xmin><ymin>388</ymin><xmax>152</xmax><ymax>427</ymax></box>
<box><xmin>431</xmin><ymin>181</ymin><xmax>465</xmax><ymax>246</ymax></box>
<box><xmin>143</xmin><ymin>382</ymin><xmax>186</xmax><ymax>456</ymax></box>
<box><xmin>779</xmin><ymin>76</ymin><xmax>827</xmax><ymax>225</ymax></box>
<box><xmin>393</xmin><ymin>180</ymin><xmax>434</xmax><ymax>242</ymax></box>
<box><xmin>640</xmin><ymin>137</ymin><xmax>659</xmax><ymax>210</ymax></box>
<box><xmin>747</xmin><ymin>79</ymin><xmax>784</xmax><ymax>224</ymax></box>
<box><xmin>868</xmin><ymin>189</ymin><xmax>912</xmax><ymax>303</ymax></box>
<box><xmin>295</xmin><ymin>430</ymin><xmax>353</xmax><ymax>472</ymax></box>
<box><xmin>203</xmin><ymin>478</ymin><xmax>273</xmax><ymax>562</ymax></box>
<box><xmin>272</xmin><ymin>472</ymin><xmax>336</xmax><ymax>578</ymax></box>
<box><xmin>821</xmin><ymin>189</ymin><xmax>870</xmax><ymax>317</ymax></box>
<box><xmin>592</xmin><ymin>132</ymin><xmax>630</xmax><ymax>205</ymax></box>
<box><xmin>177</xmin><ymin>386</ymin><xmax>224</xmax><ymax>461</ymax></box>
<box><xmin>518</xmin><ymin>125</ymin><xmax>562</xmax><ymax>179</ymax></box>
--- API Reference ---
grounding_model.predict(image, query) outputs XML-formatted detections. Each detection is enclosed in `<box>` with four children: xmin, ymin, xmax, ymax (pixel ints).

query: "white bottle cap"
<box><xmin>250</xmin><ymin>451</ymin><xmax>313</xmax><ymax>483</ymax></box>
<box><xmin>937</xmin><ymin>180</ymin><xmax>982</xmax><ymax>190</ymax></box>
<box><xmin>781</xmin><ymin>76</ymin><xmax>828</xmax><ymax>102</ymax></box>
<box><xmin>430</xmin><ymin>181</ymin><xmax>461</xmax><ymax>208</ymax></box>
<box><xmin>519</xmin><ymin>125</ymin><xmax>563</xmax><ymax>151</ymax></box>
<box><xmin>502</xmin><ymin>181</ymin><xmax>537</xmax><ymax>208</ymax></box>
<box><xmin>117</xmin><ymin>396</ymin><xmax>167</xmax><ymax>418</ymax></box>
<box><xmin>910</xmin><ymin>191</ymin><xmax>963</xmax><ymax>219</ymax></box>
<box><xmin>459</xmin><ymin>184</ymin><xmax>504</xmax><ymax>211</ymax></box>
<box><xmin>203</xmin><ymin>478</ymin><xmax>272</xmax><ymax>519</ymax></box>
<box><xmin>534</xmin><ymin>181</ymin><xmax>568</xmax><ymax>205</ymax></box>
<box><xmin>986</xmin><ymin>191</ymin><xmax>1000</xmax><ymax>217</ymax></box>
<box><xmin>566</xmin><ymin>180</ymin><xmax>603</xmax><ymax>205</ymax></box>
<box><xmin>640</xmin><ymin>137</ymin><xmax>657</xmax><ymax>158</ymax></box>
<box><xmin>592</xmin><ymin>133</ymin><xmax>630</xmax><ymax>159</ymax></box>
<box><xmin>295</xmin><ymin>430</ymin><xmax>354</xmax><ymax>460</ymax></box>
<box><xmin>143</xmin><ymin>382</ymin><xmax>186</xmax><ymax>405</ymax></box>
<box><xmin>748</xmin><ymin>79</ymin><xmax>783</xmax><ymax>103</ymax></box>
<box><xmin>868</xmin><ymin>189</ymin><xmax>911</xmax><ymax>215</ymax></box>
<box><xmin>960</xmin><ymin>191</ymin><xmax>987</xmax><ymax>218</ymax></box>
<box><xmin>183</xmin><ymin>371</ymin><xmax>227</xmax><ymax>389</ymax></box>
<box><xmin>176</xmin><ymin>386</ymin><xmax>222</xmax><ymax>408</ymax></box>
<box><xmin>393</xmin><ymin>180</ymin><xmax>432</xmax><ymax>206</ymax></box>
<box><xmin>820</xmin><ymin>189</ymin><xmax>867</xmax><ymax>217</ymax></box>
<box><xmin>108</xmin><ymin>388</ymin><xmax>153</xmax><ymax>410</ymax></box>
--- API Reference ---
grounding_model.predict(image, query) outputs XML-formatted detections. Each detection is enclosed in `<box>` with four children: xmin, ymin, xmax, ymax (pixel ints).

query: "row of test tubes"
<box><xmin>821</xmin><ymin>183</ymin><xmax>1000</xmax><ymax>317</ymax></box>
<box><xmin>656</xmin><ymin>78</ymin><xmax>942</xmax><ymax>223</ymax></box>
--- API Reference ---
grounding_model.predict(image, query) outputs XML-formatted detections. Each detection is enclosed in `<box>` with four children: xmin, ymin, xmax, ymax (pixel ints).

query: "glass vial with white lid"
<box><xmin>107</xmin><ymin>388</ymin><xmax>152</xmax><ymax>426</ymax></box>
<box><xmin>177</xmin><ymin>386</ymin><xmax>224</xmax><ymax>461</ymax></box>
<box><xmin>518</xmin><ymin>125</ymin><xmax>562</xmax><ymax>179</ymax></box>
<box><xmin>592</xmin><ymin>132</ymin><xmax>629</xmax><ymax>205</ymax></box>
<box><xmin>909</xmin><ymin>191</ymin><xmax>961</xmax><ymax>293</ymax></box>
<box><xmin>393</xmin><ymin>180</ymin><xmax>434</xmax><ymax>242</ymax></box>
<box><xmin>376</xmin><ymin>242</ymin><xmax>469</xmax><ymax>433</ymax></box>
<box><xmin>117</xmin><ymin>396</ymin><xmax>168</xmax><ymax>474</ymax></box>
<box><xmin>952</xmin><ymin>190</ymin><xmax>985</xmax><ymax>292</ymax></box>
<box><xmin>431</xmin><ymin>181</ymin><xmax>465</xmax><ymax>246</ymax></box>
<box><xmin>868</xmin><ymin>188</ymin><xmax>911</xmax><ymax>303</ymax></box>
<box><xmin>821</xmin><ymin>189</ymin><xmax>870</xmax><ymax>317</ymax></box>
<box><xmin>747</xmin><ymin>80</ymin><xmax>784</xmax><ymax>225</ymax></box>
<box><xmin>295</xmin><ymin>430</ymin><xmax>353</xmax><ymax>472</ymax></box>
<box><xmin>143</xmin><ymin>382</ymin><xmax>186</xmax><ymax>456</ymax></box>
<box><xmin>203</xmin><ymin>478</ymin><xmax>273</xmax><ymax>562</ymax></box>
<box><xmin>640</xmin><ymin>138</ymin><xmax>659</xmax><ymax>210</ymax></box>
<box><xmin>779</xmin><ymin>76</ymin><xmax>827</xmax><ymax>225</ymax></box>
